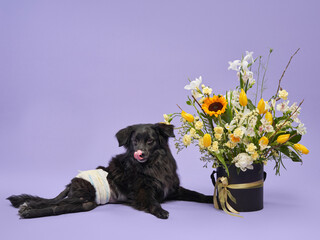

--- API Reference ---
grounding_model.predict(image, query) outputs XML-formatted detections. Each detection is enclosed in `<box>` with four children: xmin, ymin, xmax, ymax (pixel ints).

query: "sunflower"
<box><xmin>201</xmin><ymin>95</ymin><xmax>227</xmax><ymax>117</ymax></box>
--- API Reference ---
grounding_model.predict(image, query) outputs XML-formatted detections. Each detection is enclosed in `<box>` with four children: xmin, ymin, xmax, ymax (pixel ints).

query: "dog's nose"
<box><xmin>139</xmin><ymin>152</ymin><xmax>145</xmax><ymax>158</ymax></box>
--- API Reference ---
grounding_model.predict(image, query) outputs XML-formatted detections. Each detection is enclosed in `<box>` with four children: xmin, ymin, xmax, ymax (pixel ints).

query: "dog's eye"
<box><xmin>147</xmin><ymin>139</ymin><xmax>154</xmax><ymax>145</ymax></box>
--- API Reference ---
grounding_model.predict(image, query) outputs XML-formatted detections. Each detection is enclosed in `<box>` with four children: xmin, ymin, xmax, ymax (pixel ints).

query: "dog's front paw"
<box><xmin>18</xmin><ymin>203</ymin><xmax>32</xmax><ymax>218</ymax></box>
<box><xmin>153</xmin><ymin>208</ymin><xmax>169</xmax><ymax>219</ymax></box>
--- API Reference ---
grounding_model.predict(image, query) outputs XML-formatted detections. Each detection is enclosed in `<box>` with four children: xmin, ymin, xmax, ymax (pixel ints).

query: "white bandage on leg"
<box><xmin>76</xmin><ymin>169</ymin><xmax>110</xmax><ymax>205</ymax></box>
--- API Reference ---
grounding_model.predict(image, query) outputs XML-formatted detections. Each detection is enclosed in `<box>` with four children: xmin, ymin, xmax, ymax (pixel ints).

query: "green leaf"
<box><xmin>247</xmin><ymin>99</ymin><xmax>256</xmax><ymax>111</ymax></box>
<box><xmin>279</xmin><ymin>145</ymin><xmax>302</xmax><ymax>162</ymax></box>
<box><xmin>186</xmin><ymin>100</ymin><xmax>192</xmax><ymax>106</ymax></box>
<box><xmin>289</xmin><ymin>133</ymin><xmax>302</xmax><ymax>144</ymax></box>
<box><xmin>215</xmin><ymin>153</ymin><xmax>229</xmax><ymax>176</ymax></box>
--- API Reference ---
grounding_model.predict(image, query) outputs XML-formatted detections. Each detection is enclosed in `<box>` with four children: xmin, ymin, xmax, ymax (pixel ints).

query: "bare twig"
<box><xmin>275</xmin><ymin>48</ymin><xmax>300</xmax><ymax>96</ymax></box>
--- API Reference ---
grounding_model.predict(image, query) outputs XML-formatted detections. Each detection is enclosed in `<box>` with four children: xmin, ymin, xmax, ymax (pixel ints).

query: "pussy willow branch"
<box><xmin>275</xmin><ymin>48</ymin><xmax>300</xmax><ymax>96</ymax></box>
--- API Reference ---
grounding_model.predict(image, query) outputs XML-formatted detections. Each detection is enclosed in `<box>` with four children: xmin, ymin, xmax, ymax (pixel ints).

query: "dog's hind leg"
<box><xmin>167</xmin><ymin>187</ymin><xmax>213</xmax><ymax>203</ymax></box>
<box><xmin>19</xmin><ymin>198</ymin><xmax>97</xmax><ymax>219</ymax></box>
<box><xmin>7</xmin><ymin>186</ymin><xmax>70</xmax><ymax>208</ymax></box>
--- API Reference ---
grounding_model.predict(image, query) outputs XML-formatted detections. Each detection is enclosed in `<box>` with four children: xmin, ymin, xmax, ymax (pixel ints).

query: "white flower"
<box><xmin>260</xmin><ymin>119</ymin><xmax>274</xmax><ymax>133</ymax></box>
<box><xmin>202</xmin><ymin>86</ymin><xmax>212</xmax><ymax>95</ymax></box>
<box><xmin>297</xmin><ymin>123</ymin><xmax>307</xmax><ymax>135</ymax></box>
<box><xmin>184</xmin><ymin>76</ymin><xmax>203</xmax><ymax>99</ymax></box>
<box><xmin>228</xmin><ymin>60</ymin><xmax>241</xmax><ymax>71</ymax></box>
<box><xmin>276</xmin><ymin>101</ymin><xmax>290</xmax><ymax>112</ymax></box>
<box><xmin>184</xmin><ymin>76</ymin><xmax>202</xmax><ymax>90</ymax></box>
<box><xmin>195</xmin><ymin>121</ymin><xmax>203</xmax><ymax>130</ymax></box>
<box><xmin>225</xmin><ymin>123</ymin><xmax>236</xmax><ymax>132</ymax></box>
<box><xmin>182</xmin><ymin>135</ymin><xmax>192</xmax><ymax>146</ymax></box>
<box><xmin>243</xmin><ymin>51</ymin><xmax>254</xmax><ymax>63</ymax></box>
<box><xmin>278</xmin><ymin>89</ymin><xmax>288</xmax><ymax>100</ymax></box>
<box><xmin>246</xmin><ymin>143</ymin><xmax>257</xmax><ymax>154</ymax></box>
<box><xmin>246</xmin><ymin>127</ymin><xmax>255</xmax><ymax>137</ymax></box>
<box><xmin>232</xmin><ymin>153</ymin><xmax>254</xmax><ymax>172</ymax></box>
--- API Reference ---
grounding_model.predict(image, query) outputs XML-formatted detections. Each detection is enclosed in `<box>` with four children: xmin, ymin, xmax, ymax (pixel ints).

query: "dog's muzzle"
<box><xmin>134</xmin><ymin>150</ymin><xmax>147</xmax><ymax>163</ymax></box>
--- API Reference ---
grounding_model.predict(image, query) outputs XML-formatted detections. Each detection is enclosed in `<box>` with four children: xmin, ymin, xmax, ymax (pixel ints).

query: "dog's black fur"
<box><xmin>8</xmin><ymin>123</ymin><xmax>212</xmax><ymax>219</ymax></box>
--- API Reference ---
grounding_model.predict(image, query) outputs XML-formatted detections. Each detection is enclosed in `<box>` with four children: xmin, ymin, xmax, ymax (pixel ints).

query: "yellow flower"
<box><xmin>214</xmin><ymin>126</ymin><xmax>224</xmax><ymax>134</ymax></box>
<box><xmin>239</xmin><ymin>89</ymin><xmax>248</xmax><ymax>107</ymax></box>
<box><xmin>259</xmin><ymin>136</ymin><xmax>269</xmax><ymax>145</ymax></box>
<box><xmin>214</xmin><ymin>133</ymin><xmax>222</xmax><ymax>140</ymax></box>
<box><xmin>257</xmin><ymin>98</ymin><xmax>265</xmax><ymax>114</ymax></box>
<box><xmin>293</xmin><ymin>144</ymin><xmax>309</xmax><ymax>154</ymax></box>
<box><xmin>265</xmin><ymin>112</ymin><xmax>273</xmax><ymax>125</ymax></box>
<box><xmin>195</xmin><ymin>121</ymin><xmax>203</xmax><ymax>130</ymax></box>
<box><xmin>203</xmin><ymin>134</ymin><xmax>212</xmax><ymax>148</ymax></box>
<box><xmin>251</xmin><ymin>151</ymin><xmax>259</xmax><ymax>160</ymax></box>
<box><xmin>181</xmin><ymin>111</ymin><xmax>194</xmax><ymax>122</ymax></box>
<box><xmin>278</xmin><ymin>89</ymin><xmax>288</xmax><ymax>100</ymax></box>
<box><xmin>182</xmin><ymin>135</ymin><xmax>191</xmax><ymax>146</ymax></box>
<box><xmin>276</xmin><ymin>134</ymin><xmax>290</xmax><ymax>144</ymax></box>
<box><xmin>246</xmin><ymin>143</ymin><xmax>257</xmax><ymax>154</ymax></box>
<box><xmin>201</xmin><ymin>95</ymin><xmax>227</xmax><ymax>117</ymax></box>
<box><xmin>229</xmin><ymin>133</ymin><xmax>241</xmax><ymax>143</ymax></box>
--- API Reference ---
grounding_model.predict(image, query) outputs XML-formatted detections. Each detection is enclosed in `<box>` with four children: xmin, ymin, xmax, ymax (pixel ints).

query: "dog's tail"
<box><xmin>7</xmin><ymin>186</ymin><xmax>70</xmax><ymax>208</ymax></box>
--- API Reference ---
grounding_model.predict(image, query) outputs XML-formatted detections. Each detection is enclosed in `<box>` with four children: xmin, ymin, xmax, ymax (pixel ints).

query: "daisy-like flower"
<box><xmin>201</xmin><ymin>95</ymin><xmax>228</xmax><ymax>117</ymax></box>
<box><xmin>229</xmin><ymin>133</ymin><xmax>241</xmax><ymax>143</ymax></box>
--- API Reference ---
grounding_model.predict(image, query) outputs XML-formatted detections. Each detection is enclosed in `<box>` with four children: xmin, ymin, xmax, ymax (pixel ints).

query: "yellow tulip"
<box><xmin>265</xmin><ymin>112</ymin><xmax>273</xmax><ymax>125</ymax></box>
<box><xmin>181</xmin><ymin>111</ymin><xmax>194</xmax><ymax>122</ymax></box>
<box><xmin>259</xmin><ymin>136</ymin><xmax>269</xmax><ymax>146</ymax></box>
<box><xmin>276</xmin><ymin>134</ymin><xmax>290</xmax><ymax>144</ymax></box>
<box><xmin>257</xmin><ymin>98</ymin><xmax>265</xmax><ymax>114</ymax></box>
<box><xmin>239</xmin><ymin>89</ymin><xmax>248</xmax><ymax>107</ymax></box>
<box><xmin>203</xmin><ymin>134</ymin><xmax>212</xmax><ymax>148</ymax></box>
<box><xmin>294</xmin><ymin>144</ymin><xmax>309</xmax><ymax>154</ymax></box>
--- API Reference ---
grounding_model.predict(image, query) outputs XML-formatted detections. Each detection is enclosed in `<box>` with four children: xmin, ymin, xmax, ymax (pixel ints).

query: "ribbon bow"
<box><xmin>213</xmin><ymin>177</ymin><xmax>264</xmax><ymax>217</ymax></box>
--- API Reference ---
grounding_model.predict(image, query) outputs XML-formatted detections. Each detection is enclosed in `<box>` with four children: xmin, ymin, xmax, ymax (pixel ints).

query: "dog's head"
<box><xmin>115</xmin><ymin>123</ymin><xmax>175</xmax><ymax>163</ymax></box>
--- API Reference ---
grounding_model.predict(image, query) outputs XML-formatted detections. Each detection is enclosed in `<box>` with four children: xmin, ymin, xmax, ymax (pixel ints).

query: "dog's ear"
<box><xmin>154</xmin><ymin>123</ymin><xmax>175</xmax><ymax>138</ymax></box>
<box><xmin>115</xmin><ymin>126</ymin><xmax>134</xmax><ymax>147</ymax></box>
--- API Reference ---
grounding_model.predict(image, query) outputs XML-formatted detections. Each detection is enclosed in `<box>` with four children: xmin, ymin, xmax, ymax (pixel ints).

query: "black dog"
<box><xmin>8</xmin><ymin>123</ymin><xmax>212</xmax><ymax>219</ymax></box>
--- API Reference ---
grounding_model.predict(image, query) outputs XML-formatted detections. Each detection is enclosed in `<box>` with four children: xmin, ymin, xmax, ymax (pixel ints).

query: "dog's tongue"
<box><xmin>134</xmin><ymin>150</ymin><xmax>143</xmax><ymax>160</ymax></box>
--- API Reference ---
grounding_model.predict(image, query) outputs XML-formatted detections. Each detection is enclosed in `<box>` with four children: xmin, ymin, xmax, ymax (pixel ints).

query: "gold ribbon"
<box><xmin>213</xmin><ymin>177</ymin><xmax>264</xmax><ymax>217</ymax></box>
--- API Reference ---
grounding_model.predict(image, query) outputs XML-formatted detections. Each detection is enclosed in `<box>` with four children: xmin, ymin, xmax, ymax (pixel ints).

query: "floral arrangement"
<box><xmin>163</xmin><ymin>49</ymin><xmax>308</xmax><ymax>176</ymax></box>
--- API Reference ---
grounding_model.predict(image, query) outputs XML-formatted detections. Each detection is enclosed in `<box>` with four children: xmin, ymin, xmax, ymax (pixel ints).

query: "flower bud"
<box><xmin>181</xmin><ymin>111</ymin><xmax>194</xmax><ymax>122</ymax></box>
<box><xmin>203</xmin><ymin>134</ymin><xmax>212</xmax><ymax>148</ymax></box>
<box><xmin>276</xmin><ymin>134</ymin><xmax>290</xmax><ymax>144</ymax></box>
<box><xmin>239</xmin><ymin>89</ymin><xmax>248</xmax><ymax>107</ymax></box>
<box><xmin>293</xmin><ymin>143</ymin><xmax>309</xmax><ymax>154</ymax></box>
<box><xmin>257</xmin><ymin>98</ymin><xmax>265</xmax><ymax>114</ymax></box>
<box><xmin>265</xmin><ymin>112</ymin><xmax>273</xmax><ymax>125</ymax></box>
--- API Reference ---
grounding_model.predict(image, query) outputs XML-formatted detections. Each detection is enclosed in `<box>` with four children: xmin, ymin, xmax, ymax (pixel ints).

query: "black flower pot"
<box><xmin>211</xmin><ymin>163</ymin><xmax>266</xmax><ymax>212</ymax></box>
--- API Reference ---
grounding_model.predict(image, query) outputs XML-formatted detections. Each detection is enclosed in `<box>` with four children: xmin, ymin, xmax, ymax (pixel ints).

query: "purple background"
<box><xmin>1</xmin><ymin>0</ymin><xmax>319</xmax><ymax>239</ymax></box>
